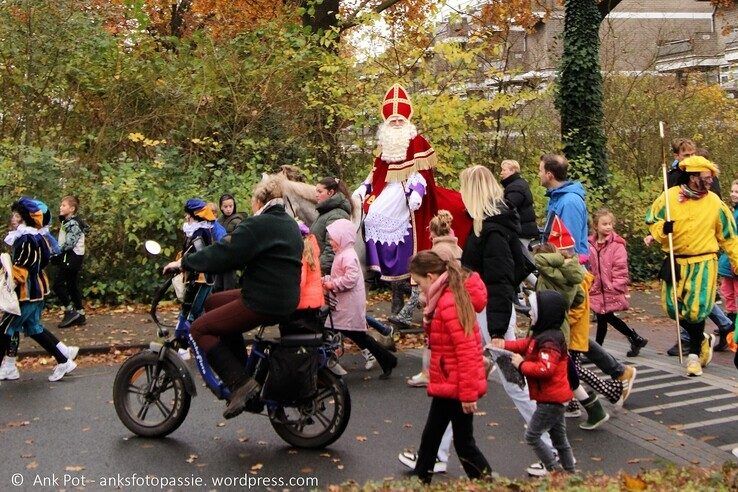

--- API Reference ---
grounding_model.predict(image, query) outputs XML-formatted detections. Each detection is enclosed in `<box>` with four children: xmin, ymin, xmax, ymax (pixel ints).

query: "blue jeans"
<box><xmin>525</xmin><ymin>403</ymin><xmax>575</xmax><ymax>472</ymax></box>
<box><xmin>583</xmin><ymin>339</ymin><xmax>624</xmax><ymax>379</ymax></box>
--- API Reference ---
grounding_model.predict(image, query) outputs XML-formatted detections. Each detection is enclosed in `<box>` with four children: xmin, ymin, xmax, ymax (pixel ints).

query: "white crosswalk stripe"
<box><xmin>665</xmin><ymin>386</ymin><xmax>722</xmax><ymax>397</ymax></box>
<box><xmin>634</xmin><ymin>373</ymin><xmax>685</xmax><ymax>384</ymax></box>
<box><xmin>706</xmin><ymin>402</ymin><xmax>738</xmax><ymax>413</ymax></box>
<box><xmin>631</xmin><ymin>378</ymin><xmax>695</xmax><ymax>393</ymax></box>
<box><xmin>674</xmin><ymin>415</ymin><xmax>738</xmax><ymax>430</ymax></box>
<box><xmin>632</xmin><ymin>393</ymin><xmax>736</xmax><ymax>414</ymax></box>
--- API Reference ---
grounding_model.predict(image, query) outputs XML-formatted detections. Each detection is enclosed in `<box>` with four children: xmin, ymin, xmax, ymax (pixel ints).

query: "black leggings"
<box><xmin>680</xmin><ymin>320</ymin><xmax>706</xmax><ymax>356</ymax></box>
<box><xmin>53</xmin><ymin>253</ymin><xmax>84</xmax><ymax>310</ymax></box>
<box><xmin>339</xmin><ymin>330</ymin><xmax>396</xmax><ymax>372</ymax></box>
<box><xmin>415</xmin><ymin>397</ymin><xmax>491</xmax><ymax>483</ymax></box>
<box><xmin>595</xmin><ymin>312</ymin><xmax>639</xmax><ymax>345</ymax></box>
<box><xmin>0</xmin><ymin>330</ymin><xmax>67</xmax><ymax>366</ymax></box>
<box><xmin>567</xmin><ymin>354</ymin><xmax>579</xmax><ymax>390</ymax></box>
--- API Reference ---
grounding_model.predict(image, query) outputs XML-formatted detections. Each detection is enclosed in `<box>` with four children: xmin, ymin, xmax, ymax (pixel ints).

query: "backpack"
<box><xmin>508</xmin><ymin>230</ymin><xmax>536</xmax><ymax>285</ymax></box>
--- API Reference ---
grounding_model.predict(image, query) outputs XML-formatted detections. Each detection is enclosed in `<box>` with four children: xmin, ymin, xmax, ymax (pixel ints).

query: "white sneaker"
<box><xmin>66</xmin><ymin>346</ymin><xmax>79</xmax><ymax>361</ymax></box>
<box><xmin>407</xmin><ymin>371</ymin><xmax>429</xmax><ymax>387</ymax></box>
<box><xmin>732</xmin><ymin>447</ymin><xmax>738</xmax><ymax>459</ymax></box>
<box><xmin>526</xmin><ymin>461</ymin><xmax>548</xmax><ymax>476</ymax></box>
<box><xmin>49</xmin><ymin>359</ymin><xmax>77</xmax><ymax>382</ymax></box>
<box><xmin>526</xmin><ymin>452</ymin><xmax>572</xmax><ymax>476</ymax></box>
<box><xmin>0</xmin><ymin>357</ymin><xmax>19</xmax><ymax>380</ymax></box>
<box><xmin>398</xmin><ymin>451</ymin><xmax>447</xmax><ymax>473</ymax></box>
<box><xmin>177</xmin><ymin>348</ymin><xmax>191</xmax><ymax>361</ymax></box>
<box><xmin>686</xmin><ymin>353</ymin><xmax>703</xmax><ymax>377</ymax></box>
<box><xmin>362</xmin><ymin>349</ymin><xmax>376</xmax><ymax>371</ymax></box>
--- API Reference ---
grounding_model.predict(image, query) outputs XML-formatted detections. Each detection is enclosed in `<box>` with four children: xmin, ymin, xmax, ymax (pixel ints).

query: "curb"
<box><xmin>18</xmin><ymin>343</ymin><xmax>150</xmax><ymax>360</ymax></box>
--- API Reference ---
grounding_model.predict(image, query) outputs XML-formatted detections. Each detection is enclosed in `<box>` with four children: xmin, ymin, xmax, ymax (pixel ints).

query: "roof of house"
<box><xmin>536</xmin><ymin>0</ymin><xmax>715</xmax><ymax>15</ymax></box>
<box><xmin>613</xmin><ymin>0</ymin><xmax>715</xmax><ymax>14</ymax></box>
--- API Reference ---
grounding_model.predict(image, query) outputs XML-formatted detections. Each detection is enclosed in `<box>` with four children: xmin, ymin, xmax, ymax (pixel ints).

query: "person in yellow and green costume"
<box><xmin>646</xmin><ymin>156</ymin><xmax>738</xmax><ymax>376</ymax></box>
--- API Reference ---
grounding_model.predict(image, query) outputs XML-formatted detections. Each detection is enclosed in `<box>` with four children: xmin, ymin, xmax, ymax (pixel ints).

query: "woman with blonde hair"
<box><xmin>459</xmin><ymin>165</ymin><xmax>557</xmax><ymax>476</ymax></box>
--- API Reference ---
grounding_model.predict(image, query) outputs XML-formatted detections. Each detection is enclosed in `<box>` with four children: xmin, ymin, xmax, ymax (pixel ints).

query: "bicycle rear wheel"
<box><xmin>269</xmin><ymin>368</ymin><xmax>351</xmax><ymax>448</ymax></box>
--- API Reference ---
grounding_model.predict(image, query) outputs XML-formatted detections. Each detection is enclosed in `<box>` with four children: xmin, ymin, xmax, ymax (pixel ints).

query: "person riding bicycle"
<box><xmin>179</xmin><ymin>199</ymin><xmax>217</xmax><ymax>326</ymax></box>
<box><xmin>164</xmin><ymin>179</ymin><xmax>303</xmax><ymax>420</ymax></box>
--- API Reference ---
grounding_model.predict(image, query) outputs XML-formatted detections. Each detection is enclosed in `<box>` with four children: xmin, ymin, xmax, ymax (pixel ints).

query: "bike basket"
<box><xmin>262</xmin><ymin>345</ymin><xmax>319</xmax><ymax>402</ymax></box>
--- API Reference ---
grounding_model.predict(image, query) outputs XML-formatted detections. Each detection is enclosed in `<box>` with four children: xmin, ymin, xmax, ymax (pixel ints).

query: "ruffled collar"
<box><xmin>4</xmin><ymin>224</ymin><xmax>42</xmax><ymax>246</ymax></box>
<box><xmin>182</xmin><ymin>221</ymin><xmax>213</xmax><ymax>238</ymax></box>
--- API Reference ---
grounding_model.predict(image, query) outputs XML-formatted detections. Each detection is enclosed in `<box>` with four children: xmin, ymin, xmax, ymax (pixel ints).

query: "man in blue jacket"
<box><xmin>538</xmin><ymin>154</ymin><xmax>590</xmax><ymax>264</ymax></box>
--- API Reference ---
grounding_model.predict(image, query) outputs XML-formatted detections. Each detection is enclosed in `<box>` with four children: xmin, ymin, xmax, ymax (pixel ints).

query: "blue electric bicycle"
<box><xmin>112</xmin><ymin>248</ymin><xmax>351</xmax><ymax>448</ymax></box>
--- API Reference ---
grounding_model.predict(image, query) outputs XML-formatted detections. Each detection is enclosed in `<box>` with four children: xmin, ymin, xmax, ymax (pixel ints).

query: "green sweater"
<box><xmin>182</xmin><ymin>204</ymin><xmax>303</xmax><ymax>316</ymax></box>
<box><xmin>534</xmin><ymin>252</ymin><xmax>586</xmax><ymax>345</ymax></box>
<box><xmin>310</xmin><ymin>193</ymin><xmax>352</xmax><ymax>274</ymax></box>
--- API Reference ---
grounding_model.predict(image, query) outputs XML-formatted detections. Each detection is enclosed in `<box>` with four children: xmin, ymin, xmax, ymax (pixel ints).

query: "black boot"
<box><xmin>715</xmin><ymin>332</ymin><xmax>729</xmax><ymax>352</ymax></box>
<box><xmin>627</xmin><ymin>335</ymin><xmax>648</xmax><ymax>357</ymax></box>
<box><xmin>58</xmin><ymin>310</ymin><xmax>78</xmax><ymax>328</ymax></box>
<box><xmin>206</xmin><ymin>343</ymin><xmax>261</xmax><ymax>420</ymax></box>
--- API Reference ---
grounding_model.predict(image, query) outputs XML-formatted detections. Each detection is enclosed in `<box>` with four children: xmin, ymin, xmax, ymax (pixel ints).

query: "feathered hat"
<box><xmin>382</xmin><ymin>84</ymin><xmax>413</xmax><ymax>121</ymax></box>
<box><xmin>33</xmin><ymin>199</ymin><xmax>52</xmax><ymax>227</ymax></box>
<box><xmin>11</xmin><ymin>196</ymin><xmax>44</xmax><ymax>228</ymax></box>
<box><xmin>184</xmin><ymin>198</ymin><xmax>216</xmax><ymax>222</ymax></box>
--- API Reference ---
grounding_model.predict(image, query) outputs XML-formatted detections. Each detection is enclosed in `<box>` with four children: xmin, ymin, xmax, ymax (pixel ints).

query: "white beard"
<box><xmin>377</xmin><ymin>121</ymin><xmax>417</xmax><ymax>163</ymax></box>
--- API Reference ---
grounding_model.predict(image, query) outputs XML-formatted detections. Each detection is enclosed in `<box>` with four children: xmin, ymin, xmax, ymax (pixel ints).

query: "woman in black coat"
<box><xmin>460</xmin><ymin>166</ymin><xmax>526</xmax><ymax>339</ymax></box>
<box><xmin>459</xmin><ymin>165</ymin><xmax>556</xmax><ymax>476</ymax></box>
<box><xmin>500</xmin><ymin>159</ymin><xmax>538</xmax><ymax>241</ymax></box>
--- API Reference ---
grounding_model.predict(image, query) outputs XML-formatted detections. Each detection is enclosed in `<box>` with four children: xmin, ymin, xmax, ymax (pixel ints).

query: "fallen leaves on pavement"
<box><xmin>18</xmin><ymin>348</ymin><xmax>141</xmax><ymax>370</ymax></box>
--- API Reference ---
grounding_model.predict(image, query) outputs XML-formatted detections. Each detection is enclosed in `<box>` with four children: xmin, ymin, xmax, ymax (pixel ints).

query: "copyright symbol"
<box><xmin>11</xmin><ymin>473</ymin><xmax>23</xmax><ymax>486</ymax></box>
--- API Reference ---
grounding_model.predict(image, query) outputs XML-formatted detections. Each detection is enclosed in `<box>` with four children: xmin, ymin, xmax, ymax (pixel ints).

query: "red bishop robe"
<box><xmin>363</xmin><ymin>134</ymin><xmax>471</xmax><ymax>255</ymax></box>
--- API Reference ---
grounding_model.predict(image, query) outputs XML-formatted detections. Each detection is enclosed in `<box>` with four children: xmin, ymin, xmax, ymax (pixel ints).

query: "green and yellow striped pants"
<box><xmin>661</xmin><ymin>255</ymin><xmax>718</xmax><ymax>324</ymax></box>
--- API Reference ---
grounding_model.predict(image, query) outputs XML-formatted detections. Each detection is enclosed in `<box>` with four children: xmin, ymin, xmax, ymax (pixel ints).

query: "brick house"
<box><xmin>438</xmin><ymin>0</ymin><xmax>738</xmax><ymax>93</ymax></box>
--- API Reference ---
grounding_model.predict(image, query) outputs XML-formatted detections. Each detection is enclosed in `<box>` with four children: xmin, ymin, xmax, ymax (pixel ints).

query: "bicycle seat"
<box><xmin>279</xmin><ymin>333</ymin><xmax>324</xmax><ymax>347</ymax></box>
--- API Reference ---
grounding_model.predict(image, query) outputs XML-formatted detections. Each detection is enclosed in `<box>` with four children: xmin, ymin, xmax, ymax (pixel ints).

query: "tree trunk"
<box><xmin>302</xmin><ymin>0</ymin><xmax>340</xmax><ymax>33</ymax></box>
<box><xmin>170</xmin><ymin>0</ymin><xmax>192</xmax><ymax>38</ymax></box>
<box><xmin>557</xmin><ymin>0</ymin><xmax>609</xmax><ymax>190</ymax></box>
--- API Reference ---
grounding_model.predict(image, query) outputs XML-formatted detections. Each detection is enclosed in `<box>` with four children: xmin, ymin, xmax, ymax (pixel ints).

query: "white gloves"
<box><xmin>408</xmin><ymin>191</ymin><xmax>422</xmax><ymax>211</ymax></box>
<box><xmin>353</xmin><ymin>183</ymin><xmax>369</xmax><ymax>201</ymax></box>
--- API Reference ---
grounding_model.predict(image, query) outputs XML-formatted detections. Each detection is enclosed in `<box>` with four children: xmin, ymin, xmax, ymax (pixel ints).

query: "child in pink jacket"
<box><xmin>323</xmin><ymin>219</ymin><xmax>397</xmax><ymax>378</ymax></box>
<box><xmin>589</xmin><ymin>209</ymin><xmax>647</xmax><ymax>357</ymax></box>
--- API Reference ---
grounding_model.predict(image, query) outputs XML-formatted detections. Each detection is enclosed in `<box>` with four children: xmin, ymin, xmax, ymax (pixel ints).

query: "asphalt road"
<box><xmin>5</xmin><ymin>348</ymin><xmax>720</xmax><ymax>491</ymax></box>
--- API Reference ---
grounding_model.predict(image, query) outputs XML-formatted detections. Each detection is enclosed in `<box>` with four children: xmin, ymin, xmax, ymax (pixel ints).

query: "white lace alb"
<box><xmin>364</xmin><ymin>182</ymin><xmax>411</xmax><ymax>245</ymax></box>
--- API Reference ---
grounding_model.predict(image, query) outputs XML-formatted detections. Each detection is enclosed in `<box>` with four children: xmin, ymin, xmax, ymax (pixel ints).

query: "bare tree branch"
<box><xmin>341</xmin><ymin>0</ymin><xmax>406</xmax><ymax>31</ymax></box>
<box><xmin>597</xmin><ymin>0</ymin><xmax>624</xmax><ymax>20</ymax></box>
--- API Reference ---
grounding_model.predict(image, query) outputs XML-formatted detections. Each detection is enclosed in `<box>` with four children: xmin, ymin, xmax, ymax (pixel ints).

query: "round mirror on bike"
<box><xmin>144</xmin><ymin>240</ymin><xmax>162</xmax><ymax>255</ymax></box>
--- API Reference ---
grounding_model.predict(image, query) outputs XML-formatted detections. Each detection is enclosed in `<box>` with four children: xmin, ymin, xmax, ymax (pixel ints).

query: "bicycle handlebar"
<box><xmin>150</xmin><ymin>277</ymin><xmax>176</xmax><ymax>337</ymax></box>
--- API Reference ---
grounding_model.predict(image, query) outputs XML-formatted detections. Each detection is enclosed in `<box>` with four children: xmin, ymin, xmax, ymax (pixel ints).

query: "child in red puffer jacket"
<box><xmin>399</xmin><ymin>250</ymin><xmax>491</xmax><ymax>484</ymax></box>
<box><xmin>491</xmin><ymin>289</ymin><xmax>576</xmax><ymax>473</ymax></box>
